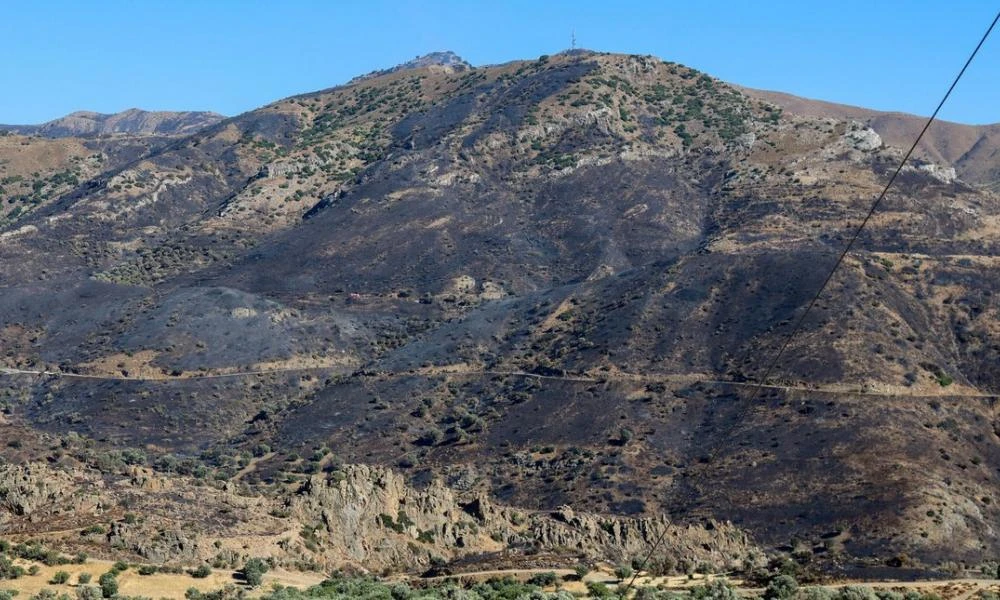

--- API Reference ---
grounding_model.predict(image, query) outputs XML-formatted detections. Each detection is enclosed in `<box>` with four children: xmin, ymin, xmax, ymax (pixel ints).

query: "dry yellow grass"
<box><xmin>0</xmin><ymin>559</ymin><xmax>325</xmax><ymax>599</ymax></box>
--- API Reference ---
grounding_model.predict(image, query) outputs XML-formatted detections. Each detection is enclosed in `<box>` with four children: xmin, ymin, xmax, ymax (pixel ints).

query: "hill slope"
<box><xmin>743</xmin><ymin>87</ymin><xmax>1000</xmax><ymax>189</ymax></box>
<box><xmin>0</xmin><ymin>108</ymin><xmax>224</xmax><ymax>137</ymax></box>
<box><xmin>1</xmin><ymin>51</ymin><xmax>999</xmax><ymax>575</ymax></box>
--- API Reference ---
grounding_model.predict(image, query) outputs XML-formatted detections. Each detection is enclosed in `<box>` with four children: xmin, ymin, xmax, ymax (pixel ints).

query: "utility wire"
<box><xmin>622</xmin><ymin>10</ymin><xmax>1000</xmax><ymax>597</ymax></box>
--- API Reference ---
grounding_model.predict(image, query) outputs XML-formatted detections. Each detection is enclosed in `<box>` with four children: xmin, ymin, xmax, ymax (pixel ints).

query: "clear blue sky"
<box><xmin>1</xmin><ymin>1</ymin><xmax>998</xmax><ymax>125</ymax></box>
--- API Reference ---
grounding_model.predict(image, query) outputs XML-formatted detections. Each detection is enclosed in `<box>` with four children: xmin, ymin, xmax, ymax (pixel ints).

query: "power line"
<box><xmin>622</xmin><ymin>10</ymin><xmax>1000</xmax><ymax>597</ymax></box>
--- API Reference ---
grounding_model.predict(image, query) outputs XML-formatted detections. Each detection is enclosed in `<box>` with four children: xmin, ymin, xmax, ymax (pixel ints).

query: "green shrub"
<box><xmin>190</xmin><ymin>564</ymin><xmax>212</xmax><ymax>579</ymax></box>
<box><xmin>802</xmin><ymin>587</ymin><xmax>836</xmax><ymax>600</ymax></box>
<box><xmin>764</xmin><ymin>575</ymin><xmax>799</xmax><ymax>600</ymax></box>
<box><xmin>527</xmin><ymin>571</ymin><xmax>558</xmax><ymax>586</ymax></box>
<box><xmin>241</xmin><ymin>558</ymin><xmax>268</xmax><ymax>588</ymax></box>
<box><xmin>49</xmin><ymin>571</ymin><xmax>70</xmax><ymax>585</ymax></box>
<box><xmin>615</xmin><ymin>564</ymin><xmax>634</xmax><ymax>581</ymax></box>
<box><xmin>834</xmin><ymin>586</ymin><xmax>878</xmax><ymax>600</ymax></box>
<box><xmin>586</xmin><ymin>581</ymin><xmax>614</xmax><ymax>598</ymax></box>
<box><xmin>76</xmin><ymin>585</ymin><xmax>103</xmax><ymax>600</ymax></box>
<box><xmin>98</xmin><ymin>572</ymin><xmax>118</xmax><ymax>598</ymax></box>
<box><xmin>78</xmin><ymin>572</ymin><xmax>92</xmax><ymax>584</ymax></box>
<box><xmin>691</xmin><ymin>579</ymin><xmax>739</xmax><ymax>600</ymax></box>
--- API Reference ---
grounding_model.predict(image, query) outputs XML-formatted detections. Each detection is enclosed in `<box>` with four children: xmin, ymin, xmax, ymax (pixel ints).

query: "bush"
<box><xmin>0</xmin><ymin>554</ymin><xmax>24</xmax><ymax>579</ymax></box>
<box><xmin>241</xmin><ymin>558</ymin><xmax>268</xmax><ymax>588</ymax></box>
<box><xmin>76</xmin><ymin>585</ymin><xmax>103</xmax><ymax>600</ymax></box>
<box><xmin>691</xmin><ymin>579</ymin><xmax>739</xmax><ymax>600</ymax></box>
<box><xmin>78</xmin><ymin>572</ymin><xmax>92</xmax><ymax>584</ymax></box>
<box><xmin>764</xmin><ymin>575</ymin><xmax>799</xmax><ymax>600</ymax></box>
<box><xmin>50</xmin><ymin>571</ymin><xmax>70</xmax><ymax>584</ymax></box>
<box><xmin>802</xmin><ymin>587</ymin><xmax>835</xmax><ymax>600</ymax></box>
<box><xmin>190</xmin><ymin>564</ymin><xmax>212</xmax><ymax>579</ymax></box>
<box><xmin>28</xmin><ymin>565</ymin><xmax>39</xmax><ymax>576</ymax></box>
<box><xmin>98</xmin><ymin>572</ymin><xmax>118</xmax><ymax>598</ymax></box>
<box><xmin>137</xmin><ymin>565</ymin><xmax>157</xmax><ymax>576</ymax></box>
<box><xmin>527</xmin><ymin>571</ymin><xmax>558</xmax><ymax>586</ymax></box>
<box><xmin>834</xmin><ymin>586</ymin><xmax>878</xmax><ymax>600</ymax></box>
<box><xmin>615</xmin><ymin>564</ymin><xmax>634</xmax><ymax>581</ymax></box>
<box><xmin>586</xmin><ymin>581</ymin><xmax>614</xmax><ymax>598</ymax></box>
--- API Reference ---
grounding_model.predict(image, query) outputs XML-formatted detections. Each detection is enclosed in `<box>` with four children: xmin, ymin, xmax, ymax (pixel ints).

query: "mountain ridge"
<box><xmin>0</xmin><ymin>107</ymin><xmax>225</xmax><ymax>138</ymax></box>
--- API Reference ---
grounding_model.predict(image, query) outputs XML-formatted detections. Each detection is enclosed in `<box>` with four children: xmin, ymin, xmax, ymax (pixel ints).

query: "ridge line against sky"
<box><xmin>1</xmin><ymin>1</ymin><xmax>998</xmax><ymax>126</ymax></box>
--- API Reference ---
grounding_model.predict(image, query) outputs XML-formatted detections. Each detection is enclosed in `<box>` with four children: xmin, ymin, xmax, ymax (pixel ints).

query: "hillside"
<box><xmin>1</xmin><ymin>50</ymin><xmax>999</xmax><ymax>578</ymax></box>
<box><xmin>0</xmin><ymin>108</ymin><xmax>224</xmax><ymax>138</ymax></box>
<box><xmin>742</xmin><ymin>87</ymin><xmax>1000</xmax><ymax>189</ymax></box>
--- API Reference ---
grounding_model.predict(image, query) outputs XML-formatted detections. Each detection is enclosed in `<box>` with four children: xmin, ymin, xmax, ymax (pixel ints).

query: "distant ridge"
<box><xmin>349</xmin><ymin>50</ymin><xmax>472</xmax><ymax>83</ymax></box>
<box><xmin>0</xmin><ymin>108</ymin><xmax>225</xmax><ymax>138</ymax></box>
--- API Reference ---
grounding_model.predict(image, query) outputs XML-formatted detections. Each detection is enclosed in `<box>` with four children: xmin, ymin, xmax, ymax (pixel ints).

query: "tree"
<box><xmin>98</xmin><ymin>572</ymin><xmax>118</xmax><ymax>598</ymax></box>
<box><xmin>241</xmin><ymin>558</ymin><xmax>268</xmax><ymax>588</ymax></box>
<box><xmin>764</xmin><ymin>575</ymin><xmax>799</xmax><ymax>600</ymax></box>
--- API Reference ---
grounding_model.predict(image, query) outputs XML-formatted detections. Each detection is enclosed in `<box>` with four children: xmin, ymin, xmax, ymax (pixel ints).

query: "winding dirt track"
<box><xmin>1</xmin><ymin>364</ymin><xmax>995</xmax><ymax>399</ymax></box>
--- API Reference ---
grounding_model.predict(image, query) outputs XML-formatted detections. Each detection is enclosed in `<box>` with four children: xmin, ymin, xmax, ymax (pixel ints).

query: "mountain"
<box><xmin>0</xmin><ymin>108</ymin><xmax>225</xmax><ymax>138</ymax></box>
<box><xmin>1</xmin><ymin>50</ymin><xmax>999</xmax><ymax>577</ymax></box>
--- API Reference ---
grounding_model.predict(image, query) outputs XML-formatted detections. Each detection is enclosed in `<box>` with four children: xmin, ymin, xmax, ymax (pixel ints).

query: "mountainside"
<box><xmin>743</xmin><ymin>87</ymin><xmax>1000</xmax><ymax>190</ymax></box>
<box><xmin>1</xmin><ymin>50</ymin><xmax>999</xmax><ymax>577</ymax></box>
<box><xmin>0</xmin><ymin>108</ymin><xmax>225</xmax><ymax>138</ymax></box>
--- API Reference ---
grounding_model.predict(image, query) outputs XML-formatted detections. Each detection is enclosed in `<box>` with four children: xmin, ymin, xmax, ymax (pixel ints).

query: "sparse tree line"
<box><xmin>0</xmin><ymin>539</ymin><xmax>271</xmax><ymax>600</ymax></box>
<box><xmin>0</xmin><ymin>542</ymin><xmax>992</xmax><ymax>600</ymax></box>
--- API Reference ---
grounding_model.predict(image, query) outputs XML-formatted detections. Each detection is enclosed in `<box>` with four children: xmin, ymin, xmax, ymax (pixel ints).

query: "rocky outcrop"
<box><xmin>845</xmin><ymin>125</ymin><xmax>883</xmax><ymax>151</ymax></box>
<box><xmin>291</xmin><ymin>465</ymin><xmax>761</xmax><ymax>572</ymax></box>
<box><xmin>0</xmin><ymin>464</ymin><xmax>78</xmax><ymax>519</ymax></box>
<box><xmin>107</xmin><ymin>521</ymin><xmax>200</xmax><ymax>563</ymax></box>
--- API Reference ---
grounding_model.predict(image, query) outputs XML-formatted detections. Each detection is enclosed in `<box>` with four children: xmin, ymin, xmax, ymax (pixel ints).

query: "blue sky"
<box><xmin>1</xmin><ymin>1</ymin><xmax>997</xmax><ymax>125</ymax></box>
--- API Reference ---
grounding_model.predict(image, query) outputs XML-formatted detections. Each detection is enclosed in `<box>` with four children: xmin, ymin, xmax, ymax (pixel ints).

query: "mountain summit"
<box><xmin>350</xmin><ymin>50</ymin><xmax>471</xmax><ymax>83</ymax></box>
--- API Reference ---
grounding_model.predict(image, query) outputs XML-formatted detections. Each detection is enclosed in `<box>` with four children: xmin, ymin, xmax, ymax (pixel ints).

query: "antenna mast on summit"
<box><xmin>571</xmin><ymin>30</ymin><xmax>576</xmax><ymax>50</ymax></box>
